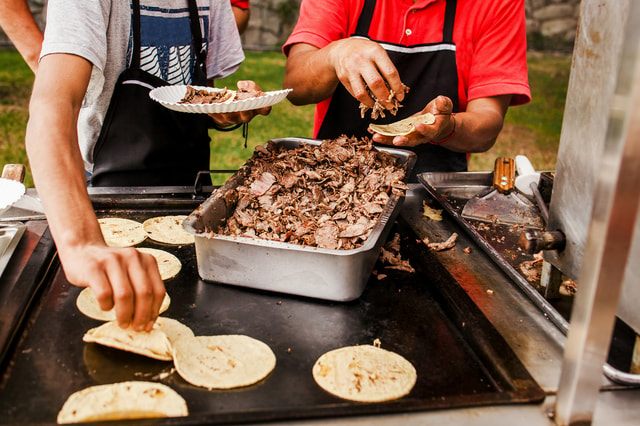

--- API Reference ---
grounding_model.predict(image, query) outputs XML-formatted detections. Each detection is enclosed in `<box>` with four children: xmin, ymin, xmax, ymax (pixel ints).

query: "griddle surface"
<box><xmin>0</xmin><ymin>207</ymin><xmax>543</xmax><ymax>425</ymax></box>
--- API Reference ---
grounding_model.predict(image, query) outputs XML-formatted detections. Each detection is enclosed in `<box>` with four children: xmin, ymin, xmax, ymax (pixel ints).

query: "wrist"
<box><xmin>429</xmin><ymin>113</ymin><xmax>456</xmax><ymax>145</ymax></box>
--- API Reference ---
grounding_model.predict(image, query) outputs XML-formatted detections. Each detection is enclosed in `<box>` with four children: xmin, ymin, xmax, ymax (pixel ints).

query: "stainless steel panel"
<box><xmin>546</xmin><ymin>0</ymin><xmax>630</xmax><ymax>279</ymax></box>
<box><xmin>554</xmin><ymin>0</ymin><xmax>640</xmax><ymax>424</ymax></box>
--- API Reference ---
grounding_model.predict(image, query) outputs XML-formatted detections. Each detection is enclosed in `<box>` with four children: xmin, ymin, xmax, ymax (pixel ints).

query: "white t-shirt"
<box><xmin>40</xmin><ymin>0</ymin><xmax>244</xmax><ymax>172</ymax></box>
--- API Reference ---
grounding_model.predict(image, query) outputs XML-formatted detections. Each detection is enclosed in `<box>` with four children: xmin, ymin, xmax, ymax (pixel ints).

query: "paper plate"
<box><xmin>0</xmin><ymin>178</ymin><xmax>26</xmax><ymax>213</ymax></box>
<box><xmin>149</xmin><ymin>85</ymin><xmax>292</xmax><ymax>114</ymax></box>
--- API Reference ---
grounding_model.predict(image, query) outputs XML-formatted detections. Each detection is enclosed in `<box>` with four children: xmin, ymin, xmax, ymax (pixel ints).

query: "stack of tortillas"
<box><xmin>56</xmin><ymin>381</ymin><xmax>188</xmax><ymax>423</ymax></box>
<box><xmin>312</xmin><ymin>343</ymin><xmax>416</xmax><ymax>402</ymax></box>
<box><xmin>79</xmin><ymin>317</ymin><xmax>276</xmax><ymax>389</ymax></box>
<box><xmin>59</xmin><ymin>317</ymin><xmax>277</xmax><ymax>422</ymax></box>
<box><xmin>368</xmin><ymin>112</ymin><xmax>436</xmax><ymax>136</ymax></box>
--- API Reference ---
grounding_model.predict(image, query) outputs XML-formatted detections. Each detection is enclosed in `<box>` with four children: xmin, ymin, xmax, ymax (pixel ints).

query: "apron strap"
<box><xmin>353</xmin><ymin>0</ymin><xmax>375</xmax><ymax>37</ymax></box>
<box><xmin>442</xmin><ymin>0</ymin><xmax>457</xmax><ymax>43</ymax></box>
<box><xmin>131</xmin><ymin>0</ymin><xmax>141</xmax><ymax>69</ymax></box>
<box><xmin>187</xmin><ymin>0</ymin><xmax>207</xmax><ymax>71</ymax></box>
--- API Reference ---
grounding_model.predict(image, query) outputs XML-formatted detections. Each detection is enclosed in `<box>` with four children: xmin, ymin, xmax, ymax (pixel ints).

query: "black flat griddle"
<box><xmin>0</xmin><ymin>196</ymin><xmax>544</xmax><ymax>425</ymax></box>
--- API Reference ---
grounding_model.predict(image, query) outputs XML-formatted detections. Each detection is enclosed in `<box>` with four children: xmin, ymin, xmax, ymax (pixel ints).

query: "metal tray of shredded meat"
<box><xmin>183</xmin><ymin>137</ymin><xmax>416</xmax><ymax>301</ymax></box>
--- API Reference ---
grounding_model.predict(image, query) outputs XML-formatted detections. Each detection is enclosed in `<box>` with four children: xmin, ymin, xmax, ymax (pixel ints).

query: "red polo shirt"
<box><xmin>230</xmin><ymin>0</ymin><xmax>249</xmax><ymax>9</ymax></box>
<box><xmin>283</xmin><ymin>0</ymin><xmax>531</xmax><ymax>137</ymax></box>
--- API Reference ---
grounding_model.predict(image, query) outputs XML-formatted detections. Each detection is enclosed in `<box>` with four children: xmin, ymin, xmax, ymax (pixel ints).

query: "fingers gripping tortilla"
<box><xmin>312</xmin><ymin>344</ymin><xmax>416</xmax><ymax>402</ymax></box>
<box><xmin>76</xmin><ymin>287</ymin><xmax>171</xmax><ymax>322</ymax></box>
<box><xmin>83</xmin><ymin>321</ymin><xmax>174</xmax><ymax>361</ymax></box>
<box><xmin>368</xmin><ymin>112</ymin><xmax>436</xmax><ymax>136</ymax></box>
<box><xmin>143</xmin><ymin>215</ymin><xmax>195</xmax><ymax>245</ymax></box>
<box><xmin>173</xmin><ymin>335</ymin><xmax>276</xmax><ymax>390</ymax></box>
<box><xmin>98</xmin><ymin>218</ymin><xmax>147</xmax><ymax>247</ymax></box>
<box><xmin>56</xmin><ymin>381</ymin><xmax>188</xmax><ymax>424</ymax></box>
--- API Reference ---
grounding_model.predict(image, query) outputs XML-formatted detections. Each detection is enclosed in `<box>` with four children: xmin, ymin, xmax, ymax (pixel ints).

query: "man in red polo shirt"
<box><xmin>283</xmin><ymin>0</ymin><xmax>530</xmax><ymax>180</ymax></box>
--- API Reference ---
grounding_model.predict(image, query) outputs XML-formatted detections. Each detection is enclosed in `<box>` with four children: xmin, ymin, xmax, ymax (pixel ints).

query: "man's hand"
<box><xmin>284</xmin><ymin>40</ymin><xmax>404</xmax><ymax>109</ymax></box>
<box><xmin>370</xmin><ymin>95</ymin><xmax>455</xmax><ymax>147</ymax></box>
<box><xmin>208</xmin><ymin>80</ymin><xmax>271</xmax><ymax>127</ymax></box>
<box><xmin>326</xmin><ymin>38</ymin><xmax>406</xmax><ymax>111</ymax></box>
<box><xmin>61</xmin><ymin>244</ymin><xmax>166</xmax><ymax>331</ymax></box>
<box><xmin>370</xmin><ymin>95</ymin><xmax>512</xmax><ymax>153</ymax></box>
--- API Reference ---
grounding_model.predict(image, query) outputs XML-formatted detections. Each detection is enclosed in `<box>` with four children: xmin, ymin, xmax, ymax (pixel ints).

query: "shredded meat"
<box><xmin>427</xmin><ymin>232</ymin><xmax>458</xmax><ymax>251</ymax></box>
<box><xmin>179</xmin><ymin>85</ymin><xmax>264</xmax><ymax>104</ymax></box>
<box><xmin>214</xmin><ymin>136</ymin><xmax>409</xmax><ymax>250</ymax></box>
<box><xmin>359</xmin><ymin>84</ymin><xmax>410</xmax><ymax>120</ymax></box>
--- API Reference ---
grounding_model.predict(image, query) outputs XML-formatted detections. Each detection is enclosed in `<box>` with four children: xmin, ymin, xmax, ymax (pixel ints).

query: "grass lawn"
<box><xmin>0</xmin><ymin>49</ymin><xmax>570</xmax><ymax>188</ymax></box>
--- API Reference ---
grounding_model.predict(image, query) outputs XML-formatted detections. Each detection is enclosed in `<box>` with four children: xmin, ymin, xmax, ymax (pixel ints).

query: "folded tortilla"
<box><xmin>368</xmin><ymin>112</ymin><xmax>436</xmax><ymax>136</ymax></box>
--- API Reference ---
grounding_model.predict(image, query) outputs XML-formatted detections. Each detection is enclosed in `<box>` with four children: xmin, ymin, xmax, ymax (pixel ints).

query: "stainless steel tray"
<box><xmin>0</xmin><ymin>222</ymin><xmax>26</xmax><ymax>279</ymax></box>
<box><xmin>184</xmin><ymin>137</ymin><xmax>416</xmax><ymax>301</ymax></box>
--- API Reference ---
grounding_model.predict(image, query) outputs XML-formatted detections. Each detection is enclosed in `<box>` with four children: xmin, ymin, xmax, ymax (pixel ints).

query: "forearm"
<box><xmin>0</xmin><ymin>0</ymin><xmax>43</xmax><ymax>73</ymax></box>
<box><xmin>26</xmin><ymin>55</ymin><xmax>102</xmax><ymax>258</ymax></box>
<box><xmin>443</xmin><ymin>104</ymin><xmax>507</xmax><ymax>153</ymax></box>
<box><xmin>283</xmin><ymin>43</ymin><xmax>340</xmax><ymax>105</ymax></box>
<box><xmin>27</xmin><ymin>97</ymin><xmax>103</xmax><ymax>256</ymax></box>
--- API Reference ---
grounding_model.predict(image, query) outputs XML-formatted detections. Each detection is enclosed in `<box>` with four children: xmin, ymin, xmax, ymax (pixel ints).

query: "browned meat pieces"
<box><xmin>359</xmin><ymin>84</ymin><xmax>410</xmax><ymax>120</ymax></box>
<box><xmin>215</xmin><ymin>136</ymin><xmax>409</xmax><ymax>250</ymax></box>
<box><xmin>179</xmin><ymin>85</ymin><xmax>264</xmax><ymax>104</ymax></box>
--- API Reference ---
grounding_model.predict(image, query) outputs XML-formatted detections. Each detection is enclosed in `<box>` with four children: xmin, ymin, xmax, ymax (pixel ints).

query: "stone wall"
<box><xmin>525</xmin><ymin>0</ymin><xmax>581</xmax><ymax>52</ymax></box>
<box><xmin>1</xmin><ymin>0</ymin><xmax>581</xmax><ymax>52</ymax></box>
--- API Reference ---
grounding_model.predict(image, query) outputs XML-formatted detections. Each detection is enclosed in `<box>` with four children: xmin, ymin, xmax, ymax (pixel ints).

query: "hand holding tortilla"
<box><xmin>368</xmin><ymin>112</ymin><xmax>436</xmax><ymax>136</ymax></box>
<box><xmin>76</xmin><ymin>287</ymin><xmax>171</xmax><ymax>322</ymax></box>
<box><xmin>369</xmin><ymin>95</ymin><xmax>456</xmax><ymax>148</ymax></box>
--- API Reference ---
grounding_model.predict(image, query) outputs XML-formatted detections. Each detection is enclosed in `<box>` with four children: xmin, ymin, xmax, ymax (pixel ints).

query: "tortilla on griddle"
<box><xmin>312</xmin><ymin>344</ymin><xmax>416</xmax><ymax>402</ymax></box>
<box><xmin>137</xmin><ymin>247</ymin><xmax>182</xmax><ymax>281</ymax></box>
<box><xmin>76</xmin><ymin>287</ymin><xmax>171</xmax><ymax>322</ymax></box>
<box><xmin>98</xmin><ymin>217</ymin><xmax>147</xmax><ymax>247</ymax></box>
<box><xmin>154</xmin><ymin>316</ymin><xmax>195</xmax><ymax>344</ymax></box>
<box><xmin>143</xmin><ymin>215</ymin><xmax>194</xmax><ymax>245</ymax></box>
<box><xmin>83</xmin><ymin>321</ymin><xmax>174</xmax><ymax>361</ymax></box>
<box><xmin>173</xmin><ymin>334</ymin><xmax>276</xmax><ymax>389</ymax></box>
<box><xmin>56</xmin><ymin>381</ymin><xmax>188</xmax><ymax>424</ymax></box>
<box><xmin>368</xmin><ymin>112</ymin><xmax>436</xmax><ymax>136</ymax></box>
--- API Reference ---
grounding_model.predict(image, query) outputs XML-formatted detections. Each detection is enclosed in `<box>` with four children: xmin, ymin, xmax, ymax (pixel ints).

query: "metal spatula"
<box><xmin>461</xmin><ymin>157</ymin><xmax>544</xmax><ymax>229</ymax></box>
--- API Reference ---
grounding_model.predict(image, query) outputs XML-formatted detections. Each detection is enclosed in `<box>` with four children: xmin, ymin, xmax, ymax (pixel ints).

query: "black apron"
<box><xmin>91</xmin><ymin>0</ymin><xmax>211</xmax><ymax>187</ymax></box>
<box><xmin>317</xmin><ymin>0</ymin><xmax>466</xmax><ymax>181</ymax></box>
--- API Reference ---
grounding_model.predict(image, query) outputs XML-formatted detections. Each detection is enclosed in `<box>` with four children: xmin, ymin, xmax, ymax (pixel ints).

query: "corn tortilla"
<box><xmin>368</xmin><ymin>112</ymin><xmax>436</xmax><ymax>136</ymax></box>
<box><xmin>83</xmin><ymin>321</ymin><xmax>173</xmax><ymax>361</ymax></box>
<box><xmin>57</xmin><ymin>381</ymin><xmax>187</xmax><ymax>424</ymax></box>
<box><xmin>173</xmin><ymin>334</ymin><xmax>276</xmax><ymax>390</ymax></box>
<box><xmin>137</xmin><ymin>247</ymin><xmax>181</xmax><ymax>281</ymax></box>
<box><xmin>98</xmin><ymin>218</ymin><xmax>147</xmax><ymax>247</ymax></box>
<box><xmin>154</xmin><ymin>316</ymin><xmax>195</xmax><ymax>344</ymax></box>
<box><xmin>143</xmin><ymin>215</ymin><xmax>194</xmax><ymax>245</ymax></box>
<box><xmin>312</xmin><ymin>344</ymin><xmax>416</xmax><ymax>402</ymax></box>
